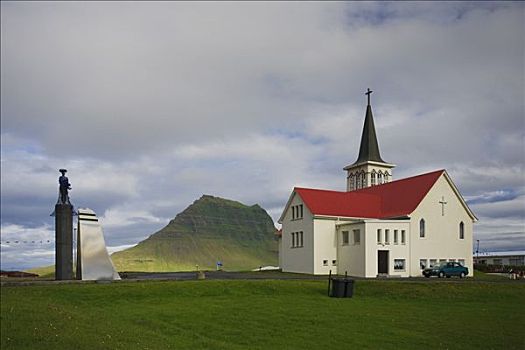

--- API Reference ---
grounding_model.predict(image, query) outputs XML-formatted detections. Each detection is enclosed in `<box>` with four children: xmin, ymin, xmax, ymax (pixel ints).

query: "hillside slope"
<box><xmin>111</xmin><ymin>195</ymin><xmax>278</xmax><ymax>272</ymax></box>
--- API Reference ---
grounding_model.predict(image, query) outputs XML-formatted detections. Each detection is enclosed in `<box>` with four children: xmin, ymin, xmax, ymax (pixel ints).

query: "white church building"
<box><xmin>278</xmin><ymin>91</ymin><xmax>477</xmax><ymax>277</ymax></box>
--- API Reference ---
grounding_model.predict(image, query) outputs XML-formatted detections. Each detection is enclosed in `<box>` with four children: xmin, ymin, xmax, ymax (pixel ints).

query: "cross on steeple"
<box><xmin>350</xmin><ymin>88</ymin><xmax>385</xmax><ymax>165</ymax></box>
<box><xmin>439</xmin><ymin>196</ymin><xmax>448</xmax><ymax>216</ymax></box>
<box><xmin>365</xmin><ymin>88</ymin><xmax>373</xmax><ymax>106</ymax></box>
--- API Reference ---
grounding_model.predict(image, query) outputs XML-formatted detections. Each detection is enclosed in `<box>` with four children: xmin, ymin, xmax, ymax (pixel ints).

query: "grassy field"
<box><xmin>1</xmin><ymin>278</ymin><xmax>524</xmax><ymax>349</ymax></box>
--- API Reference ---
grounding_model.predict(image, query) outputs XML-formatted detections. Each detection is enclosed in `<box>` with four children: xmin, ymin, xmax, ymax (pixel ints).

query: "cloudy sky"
<box><xmin>1</xmin><ymin>1</ymin><xmax>524</xmax><ymax>270</ymax></box>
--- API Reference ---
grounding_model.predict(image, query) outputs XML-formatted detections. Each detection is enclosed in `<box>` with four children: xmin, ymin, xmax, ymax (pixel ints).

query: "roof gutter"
<box><xmin>313</xmin><ymin>214</ymin><xmax>369</xmax><ymax>221</ymax></box>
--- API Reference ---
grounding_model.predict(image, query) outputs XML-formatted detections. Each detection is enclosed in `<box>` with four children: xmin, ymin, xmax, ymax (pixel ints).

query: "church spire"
<box><xmin>343</xmin><ymin>89</ymin><xmax>395</xmax><ymax>191</ymax></box>
<box><xmin>353</xmin><ymin>88</ymin><xmax>385</xmax><ymax>165</ymax></box>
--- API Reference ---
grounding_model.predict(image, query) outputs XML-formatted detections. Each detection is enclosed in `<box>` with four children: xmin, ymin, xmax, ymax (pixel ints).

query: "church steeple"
<box><xmin>344</xmin><ymin>89</ymin><xmax>395</xmax><ymax>191</ymax></box>
<box><xmin>354</xmin><ymin>91</ymin><xmax>386</xmax><ymax>165</ymax></box>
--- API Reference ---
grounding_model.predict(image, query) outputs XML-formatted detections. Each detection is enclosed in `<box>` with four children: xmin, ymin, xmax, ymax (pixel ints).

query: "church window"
<box><xmin>394</xmin><ymin>259</ymin><xmax>406</xmax><ymax>271</ymax></box>
<box><xmin>342</xmin><ymin>231</ymin><xmax>349</xmax><ymax>245</ymax></box>
<box><xmin>384</xmin><ymin>173</ymin><xmax>389</xmax><ymax>183</ymax></box>
<box><xmin>371</xmin><ymin>171</ymin><xmax>376</xmax><ymax>186</ymax></box>
<box><xmin>377</xmin><ymin>229</ymin><xmax>382</xmax><ymax>244</ymax></box>
<box><xmin>419</xmin><ymin>219</ymin><xmax>425</xmax><ymax>238</ymax></box>
<box><xmin>459</xmin><ymin>222</ymin><xmax>464</xmax><ymax>239</ymax></box>
<box><xmin>378</xmin><ymin>172</ymin><xmax>383</xmax><ymax>184</ymax></box>
<box><xmin>353</xmin><ymin>229</ymin><xmax>360</xmax><ymax>245</ymax></box>
<box><xmin>401</xmin><ymin>230</ymin><xmax>406</xmax><ymax>244</ymax></box>
<box><xmin>291</xmin><ymin>205</ymin><xmax>303</xmax><ymax>220</ymax></box>
<box><xmin>349</xmin><ymin>174</ymin><xmax>355</xmax><ymax>191</ymax></box>
<box><xmin>361</xmin><ymin>171</ymin><xmax>366</xmax><ymax>188</ymax></box>
<box><xmin>385</xmin><ymin>229</ymin><xmax>390</xmax><ymax>244</ymax></box>
<box><xmin>394</xmin><ymin>230</ymin><xmax>398</xmax><ymax>244</ymax></box>
<box><xmin>291</xmin><ymin>232</ymin><xmax>303</xmax><ymax>248</ymax></box>
<box><xmin>420</xmin><ymin>259</ymin><xmax>427</xmax><ymax>269</ymax></box>
<box><xmin>356</xmin><ymin>173</ymin><xmax>361</xmax><ymax>189</ymax></box>
<box><xmin>292</xmin><ymin>231</ymin><xmax>304</xmax><ymax>248</ymax></box>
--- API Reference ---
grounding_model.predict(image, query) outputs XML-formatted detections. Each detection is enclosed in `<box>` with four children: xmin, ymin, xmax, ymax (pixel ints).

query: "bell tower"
<box><xmin>344</xmin><ymin>89</ymin><xmax>395</xmax><ymax>191</ymax></box>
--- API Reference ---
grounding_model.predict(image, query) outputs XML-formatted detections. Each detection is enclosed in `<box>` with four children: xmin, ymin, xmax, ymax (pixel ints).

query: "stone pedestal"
<box><xmin>55</xmin><ymin>204</ymin><xmax>73</xmax><ymax>280</ymax></box>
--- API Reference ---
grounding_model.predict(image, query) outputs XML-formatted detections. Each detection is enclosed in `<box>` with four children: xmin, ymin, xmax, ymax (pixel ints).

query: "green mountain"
<box><xmin>111</xmin><ymin>195</ymin><xmax>279</xmax><ymax>272</ymax></box>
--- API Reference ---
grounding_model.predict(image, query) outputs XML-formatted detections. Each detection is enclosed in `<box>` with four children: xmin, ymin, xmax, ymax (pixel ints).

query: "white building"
<box><xmin>474</xmin><ymin>251</ymin><xmax>525</xmax><ymax>266</ymax></box>
<box><xmin>278</xmin><ymin>91</ymin><xmax>477</xmax><ymax>277</ymax></box>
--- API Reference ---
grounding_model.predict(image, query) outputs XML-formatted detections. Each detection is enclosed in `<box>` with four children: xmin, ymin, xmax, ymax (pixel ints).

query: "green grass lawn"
<box><xmin>1</xmin><ymin>279</ymin><xmax>524</xmax><ymax>349</ymax></box>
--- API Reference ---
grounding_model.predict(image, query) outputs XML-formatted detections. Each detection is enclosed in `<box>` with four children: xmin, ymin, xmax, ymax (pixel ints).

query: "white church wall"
<box><xmin>312</xmin><ymin>218</ymin><xmax>339</xmax><ymax>275</ymax></box>
<box><xmin>280</xmin><ymin>193</ymin><xmax>315</xmax><ymax>274</ymax></box>
<box><xmin>409</xmin><ymin>174</ymin><xmax>474</xmax><ymax>277</ymax></box>
<box><xmin>363</xmin><ymin>220</ymin><xmax>411</xmax><ymax>278</ymax></box>
<box><xmin>336</xmin><ymin>222</ymin><xmax>366</xmax><ymax>277</ymax></box>
<box><xmin>278</xmin><ymin>236</ymin><xmax>282</xmax><ymax>268</ymax></box>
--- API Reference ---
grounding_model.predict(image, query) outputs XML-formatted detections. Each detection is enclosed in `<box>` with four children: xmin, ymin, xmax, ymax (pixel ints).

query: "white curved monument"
<box><xmin>77</xmin><ymin>208</ymin><xmax>121</xmax><ymax>280</ymax></box>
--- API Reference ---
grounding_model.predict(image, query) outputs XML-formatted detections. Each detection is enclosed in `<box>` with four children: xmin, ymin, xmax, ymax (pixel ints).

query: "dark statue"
<box><xmin>55</xmin><ymin>168</ymin><xmax>74</xmax><ymax>280</ymax></box>
<box><xmin>58</xmin><ymin>169</ymin><xmax>72</xmax><ymax>204</ymax></box>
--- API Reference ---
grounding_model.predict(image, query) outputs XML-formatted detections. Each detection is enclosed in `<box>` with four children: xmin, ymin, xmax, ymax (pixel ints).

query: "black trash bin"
<box><xmin>330</xmin><ymin>277</ymin><xmax>354</xmax><ymax>298</ymax></box>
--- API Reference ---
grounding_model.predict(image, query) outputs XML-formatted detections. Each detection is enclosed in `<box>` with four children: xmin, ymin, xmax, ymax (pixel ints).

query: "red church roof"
<box><xmin>294</xmin><ymin>170</ymin><xmax>444</xmax><ymax>219</ymax></box>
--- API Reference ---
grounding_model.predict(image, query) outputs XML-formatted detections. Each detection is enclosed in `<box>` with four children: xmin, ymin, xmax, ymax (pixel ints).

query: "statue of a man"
<box><xmin>58</xmin><ymin>169</ymin><xmax>72</xmax><ymax>204</ymax></box>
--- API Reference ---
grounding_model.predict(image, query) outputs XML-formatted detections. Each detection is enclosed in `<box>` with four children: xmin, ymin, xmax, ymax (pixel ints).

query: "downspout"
<box><xmin>408</xmin><ymin>217</ymin><xmax>412</xmax><ymax>277</ymax></box>
<box><xmin>336</xmin><ymin>217</ymin><xmax>340</xmax><ymax>275</ymax></box>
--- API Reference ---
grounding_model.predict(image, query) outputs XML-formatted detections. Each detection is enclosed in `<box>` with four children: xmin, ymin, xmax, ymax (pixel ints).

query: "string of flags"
<box><xmin>1</xmin><ymin>239</ymin><xmax>54</xmax><ymax>245</ymax></box>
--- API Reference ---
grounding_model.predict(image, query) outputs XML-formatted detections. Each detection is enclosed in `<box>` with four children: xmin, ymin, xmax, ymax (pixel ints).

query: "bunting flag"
<box><xmin>1</xmin><ymin>240</ymin><xmax>54</xmax><ymax>245</ymax></box>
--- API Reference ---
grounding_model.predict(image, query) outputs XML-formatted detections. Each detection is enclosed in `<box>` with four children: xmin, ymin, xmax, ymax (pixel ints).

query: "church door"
<box><xmin>378</xmin><ymin>250</ymin><xmax>389</xmax><ymax>275</ymax></box>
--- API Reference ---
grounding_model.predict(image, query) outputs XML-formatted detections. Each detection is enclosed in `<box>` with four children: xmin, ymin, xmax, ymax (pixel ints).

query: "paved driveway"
<box><xmin>119</xmin><ymin>270</ymin><xmax>329</xmax><ymax>281</ymax></box>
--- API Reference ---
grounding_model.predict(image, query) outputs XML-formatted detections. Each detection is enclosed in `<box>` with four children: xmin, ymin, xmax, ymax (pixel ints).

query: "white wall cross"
<box><xmin>439</xmin><ymin>196</ymin><xmax>447</xmax><ymax>216</ymax></box>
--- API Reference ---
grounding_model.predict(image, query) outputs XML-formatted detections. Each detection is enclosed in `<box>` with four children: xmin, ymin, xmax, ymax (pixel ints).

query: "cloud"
<box><xmin>1</xmin><ymin>2</ymin><xmax>343</xmax><ymax>158</ymax></box>
<box><xmin>2</xmin><ymin>2</ymin><xmax>522</xmax><ymax>160</ymax></box>
<box><xmin>0</xmin><ymin>141</ymin><xmax>141</xmax><ymax>226</ymax></box>
<box><xmin>1</xmin><ymin>2</ymin><xmax>524</xmax><ymax>269</ymax></box>
<box><xmin>100</xmin><ymin>207</ymin><xmax>165</xmax><ymax>229</ymax></box>
<box><xmin>466</xmin><ymin>190</ymin><xmax>523</xmax><ymax>206</ymax></box>
<box><xmin>107</xmin><ymin>244</ymin><xmax>137</xmax><ymax>255</ymax></box>
<box><xmin>0</xmin><ymin>223</ymin><xmax>54</xmax><ymax>242</ymax></box>
<box><xmin>0</xmin><ymin>224</ymin><xmax>55</xmax><ymax>270</ymax></box>
<box><xmin>0</xmin><ymin>245</ymin><xmax>55</xmax><ymax>271</ymax></box>
<box><xmin>473</xmin><ymin>231</ymin><xmax>525</xmax><ymax>253</ymax></box>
